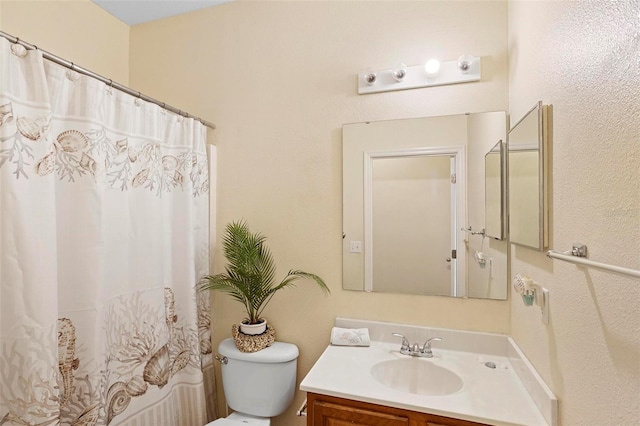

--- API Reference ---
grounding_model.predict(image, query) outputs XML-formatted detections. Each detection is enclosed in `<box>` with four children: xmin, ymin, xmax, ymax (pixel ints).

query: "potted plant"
<box><xmin>199</xmin><ymin>220</ymin><xmax>329</xmax><ymax>336</ymax></box>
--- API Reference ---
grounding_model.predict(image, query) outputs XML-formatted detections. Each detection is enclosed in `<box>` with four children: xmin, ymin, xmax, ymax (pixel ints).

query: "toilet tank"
<box><xmin>218</xmin><ymin>338</ymin><xmax>299</xmax><ymax>417</ymax></box>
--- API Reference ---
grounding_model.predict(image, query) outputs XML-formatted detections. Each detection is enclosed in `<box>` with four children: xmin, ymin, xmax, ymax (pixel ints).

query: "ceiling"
<box><xmin>91</xmin><ymin>0</ymin><xmax>232</xmax><ymax>26</ymax></box>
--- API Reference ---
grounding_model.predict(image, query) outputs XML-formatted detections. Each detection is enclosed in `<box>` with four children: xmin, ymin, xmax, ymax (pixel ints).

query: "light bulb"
<box><xmin>363</xmin><ymin>71</ymin><xmax>377</xmax><ymax>86</ymax></box>
<box><xmin>457</xmin><ymin>54</ymin><xmax>475</xmax><ymax>74</ymax></box>
<box><xmin>424</xmin><ymin>59</ymin><xmax>441</xmax><ymax>78</ymax></box>
<box><xmin>391</xmin><ymin>62</ymin><xmax>407</xmax><ymax>82</ymax></box>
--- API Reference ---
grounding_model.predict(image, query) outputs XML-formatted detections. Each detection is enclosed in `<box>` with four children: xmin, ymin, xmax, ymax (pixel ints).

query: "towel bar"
<box><xmin>547</xmin><ymin>244</ymin><xmax>640</xmax><ymax>279</ymax></box>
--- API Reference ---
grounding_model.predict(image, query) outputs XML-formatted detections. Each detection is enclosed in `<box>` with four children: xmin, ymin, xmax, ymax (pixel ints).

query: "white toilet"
<box><xmin>206</xmin><ymin>337</ymin><xmax>299</xmax><ymax>425</ymax></box>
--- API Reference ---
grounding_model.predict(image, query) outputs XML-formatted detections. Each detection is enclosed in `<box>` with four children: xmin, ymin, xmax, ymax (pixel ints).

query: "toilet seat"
<box><xmin>207</xmin><ymin>419</ymin><xmax>252</xmax><ymax>425</ymax></box>
<box><xmin>206</xmin><ymin>419</ymin><xmax>242</xmax><ymax>425</ymax></box>
<box><xmin>206</xmin><ymin>412</ymin><xmax>270</xmax><ymax>425</ymax></box>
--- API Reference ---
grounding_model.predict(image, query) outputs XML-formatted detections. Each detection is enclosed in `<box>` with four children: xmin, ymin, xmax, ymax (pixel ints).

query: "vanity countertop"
<box><xmin>300</xmin><ymin>318</ymin><xmax>556</xmax><ymax>426</ymax></box>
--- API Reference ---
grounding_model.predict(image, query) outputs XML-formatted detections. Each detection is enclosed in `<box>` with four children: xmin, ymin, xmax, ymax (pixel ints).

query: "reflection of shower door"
<box><xmin>364</xmin><ymin>147</ymin><xmax>465</xmax><ymax>297</ymax></box>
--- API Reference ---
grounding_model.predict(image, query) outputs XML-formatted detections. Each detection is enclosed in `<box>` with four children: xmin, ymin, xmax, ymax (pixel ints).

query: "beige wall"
<box><xmin>509</xmin><ymin>1</ymin><xmax>640</xmax><ymax>425</ymax></box>
<box><xmin>0</xmin><ymin>0</ymin><xmax>129</xmax><ymax>84</ymax></box>
<box><xmin>129</xmin><ymin>1</ymin><xmax>509</xmax><ymax>423</ymax></box>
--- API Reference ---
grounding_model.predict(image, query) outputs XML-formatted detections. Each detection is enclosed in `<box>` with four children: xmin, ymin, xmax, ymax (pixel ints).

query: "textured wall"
<box><xmin>129</xmin><ymin>1</ymin><xmax>509</xmax><ymax>423</ymax></box>
<box><xmin>509</xmin><ymin>1</ymin><xmax>640</xmax><ymax>424</ymax></box>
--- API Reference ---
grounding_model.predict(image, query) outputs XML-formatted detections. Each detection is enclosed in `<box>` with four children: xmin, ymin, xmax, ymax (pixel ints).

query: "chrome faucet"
<box><xmin>392</xmin><ymin>333</ymin><xmax>442</xmax><ymax>358</ymax></box>
<box><xmin>421</xmin><ymin>337</ymin><xmax>443</xmax><ymax>358</ymax></box>
<box><xmin>392</xmin><ymin>333</ymin><xmax>410</xmax><ymax>353</ymax></box>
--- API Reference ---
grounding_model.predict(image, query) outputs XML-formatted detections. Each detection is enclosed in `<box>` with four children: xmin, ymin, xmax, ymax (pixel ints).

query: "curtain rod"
<box><xmin>0</xmin><ymin>31</ymin><xmax>216</xmax><ymax>130</ymax></box>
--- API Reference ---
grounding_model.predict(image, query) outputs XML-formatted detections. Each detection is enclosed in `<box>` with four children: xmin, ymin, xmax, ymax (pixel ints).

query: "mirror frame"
<box><xmin>507</xmin><ymin>101</ymin><xmax>550</xmax><ymax>251</ymax></box>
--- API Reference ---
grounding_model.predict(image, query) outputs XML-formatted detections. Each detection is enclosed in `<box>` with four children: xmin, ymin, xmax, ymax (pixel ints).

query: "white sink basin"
<box><xmin>370</xmin><ymin>357</ymin><xmax>464</xmax><ymax>396</ymax></box>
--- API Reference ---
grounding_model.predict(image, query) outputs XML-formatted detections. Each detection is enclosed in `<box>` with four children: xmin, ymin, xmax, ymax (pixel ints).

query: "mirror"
<box><xmin>508</xmin><ymin>102</ymin><xmax>549</xmax><ymax>250</ymax></box>
<box><xmin>343</xmin><ymin>111</ymin><xmax>508</xmax><ymax>300</ymax></box>
<box><xmin>485</xmin><ymin>140</ymin><xmax>505</xmax><ymax>240</ymax></box>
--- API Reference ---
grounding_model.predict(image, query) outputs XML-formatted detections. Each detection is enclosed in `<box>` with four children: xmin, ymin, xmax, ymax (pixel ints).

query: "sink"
<box><xmin>370</xmin><ymin>358</ymin><xmax>464</xmax><ymax>396</ymax></box>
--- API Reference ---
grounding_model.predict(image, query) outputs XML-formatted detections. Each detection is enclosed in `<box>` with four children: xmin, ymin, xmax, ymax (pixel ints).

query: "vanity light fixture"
<box><xmin>358</xmin><ymin>55</ymin><xmax>481</xmax><ymax>95</ymax></box>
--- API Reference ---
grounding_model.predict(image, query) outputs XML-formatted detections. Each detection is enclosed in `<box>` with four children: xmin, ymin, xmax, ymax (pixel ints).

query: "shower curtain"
<box><xmin>0</xmin><ymin>38</ymin><xmax>215</xmax><ymax>425</ymax></box>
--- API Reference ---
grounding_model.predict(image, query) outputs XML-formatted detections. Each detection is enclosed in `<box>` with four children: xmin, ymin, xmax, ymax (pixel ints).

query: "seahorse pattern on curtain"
<box><xmin>0</xmin><ymin>38</ymin><xmax>215</xmax><ymax>425</ymax></box>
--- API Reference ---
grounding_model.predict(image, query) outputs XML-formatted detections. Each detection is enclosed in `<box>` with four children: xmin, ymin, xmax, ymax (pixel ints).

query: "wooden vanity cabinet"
<box><xmin>306</xmin><ymin>393</ymin><xmax>489</xmax><ymax>426</ymax></box>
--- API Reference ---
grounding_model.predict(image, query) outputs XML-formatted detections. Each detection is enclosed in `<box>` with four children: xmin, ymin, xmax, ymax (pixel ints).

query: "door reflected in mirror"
<box><xmin>343</xmin><ymin>111</ymin><xmax>508</xmax><ymax>300</ymax></box>
<box><xmin>366</xmin><ymin>149</ymin><xmax>463</xmax><ymax>296</ymax></box>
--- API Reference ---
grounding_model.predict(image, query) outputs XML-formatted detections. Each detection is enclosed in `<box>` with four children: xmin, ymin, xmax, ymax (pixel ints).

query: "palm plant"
<box><xmin>199</xmin><ymin>220</ymin><xmax>329</xmax><ymax>325</ymax></box>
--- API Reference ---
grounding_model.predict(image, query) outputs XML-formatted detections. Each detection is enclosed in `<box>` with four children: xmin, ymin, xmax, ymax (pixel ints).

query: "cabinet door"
<box><xmin>312</xmin><ymin>400</ymin><xmax>409</xmax><ymax>426</ymax></box>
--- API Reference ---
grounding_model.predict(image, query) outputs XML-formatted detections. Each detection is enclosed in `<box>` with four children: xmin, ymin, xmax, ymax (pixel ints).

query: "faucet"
<box><xmin>391</xmin><ymin>333</ymin><xmax>410</xmax><ymax>353</ymax></box>
<box><xmin>392</xmin><ymin>333</ymin><xmax>443</xmax><ymax>358</ymax></box>
<box><xmin>421</xmin><ymin>337</ymin><xmax>442</xmax><ymax>358</ymax></box>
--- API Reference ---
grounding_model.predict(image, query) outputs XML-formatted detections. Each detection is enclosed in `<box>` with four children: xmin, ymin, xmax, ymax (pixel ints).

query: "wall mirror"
<box><xmin>485</xmin><ymin>140</ymin><xmax>505</xmax><ymax>240</ymax></box>
<box><xmin>508</xmin><ymin>101</ymin><xmax>549</xmax><ymax>250</ymax></box>
<box><xmin>343</xmin><ymin>111</ymin><xmax>508</xmax><ymax>300</ymax></box>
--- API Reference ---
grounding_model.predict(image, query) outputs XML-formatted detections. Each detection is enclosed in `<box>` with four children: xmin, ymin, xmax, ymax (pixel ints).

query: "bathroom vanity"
<box><xmin>300</xmin><ymin>318</ymin><xmax>557</xmax><ymax>426</ymax></box>
<box><xmin>306</xmin><ymin>392</ymin><xmax>486</xmax><ymax>425</ymax></box>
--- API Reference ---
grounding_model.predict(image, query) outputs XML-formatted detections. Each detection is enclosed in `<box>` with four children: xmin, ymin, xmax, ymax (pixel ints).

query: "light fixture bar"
<box><xmin>358</xmin><ymin>56</ymin><xmax>481</xmax><ymax>95</ymax></box>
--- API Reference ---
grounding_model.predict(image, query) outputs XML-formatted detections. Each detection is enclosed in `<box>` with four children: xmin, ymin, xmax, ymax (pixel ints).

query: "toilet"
<box><xmin>206</xmin><ymin>337</ymin><xmax>299</xmax><ymax>425</ymax></box>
